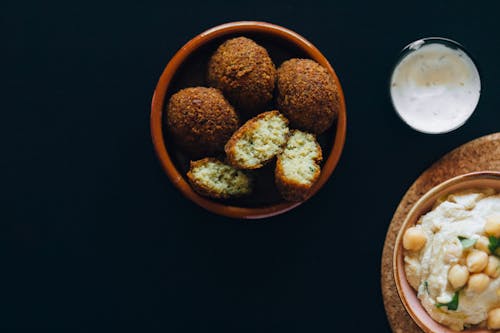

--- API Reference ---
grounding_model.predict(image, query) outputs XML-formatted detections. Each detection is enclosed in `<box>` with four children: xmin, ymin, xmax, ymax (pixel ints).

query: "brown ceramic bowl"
<box><xmin>394</xmin><ymin>171</ymin><xmax>500</xmax><ymax>333</ymax></box>
<box><xmin>150</xmin><ymin>21</ymin><xmax>346</xmax><ymax>219</ymax></box>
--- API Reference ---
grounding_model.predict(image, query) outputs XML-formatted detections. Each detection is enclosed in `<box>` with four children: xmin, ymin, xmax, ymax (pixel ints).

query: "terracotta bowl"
<box><xmin>150</xmin><ymin>21</ymin><xmax>346</xmax><ymax>219</ymax></box>
<box><xmin>394</xmin><ymin>171</ymin><xmax>500</xmax><ymax>333</ymax></box>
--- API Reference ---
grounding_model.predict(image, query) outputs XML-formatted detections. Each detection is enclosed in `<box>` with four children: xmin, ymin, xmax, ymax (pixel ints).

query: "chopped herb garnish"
<box><xmin>489</xmin><ymin>236</ymin><xmax>500</xmax><ymax>255</ymax></box>
<box><xmin>458</xmin><ymin>236</ymin><xmax>476</xmax><ymax>249</ymax></box>
<box><xmin>489</xmin><ymin>236</ymin><xmax>498</xmax><ymax>252</ymax></box>
<box><xmin>436</xmin><ymin>291</ymin><xmax>459</xmax><ymax>311</ymax></box>
<box><xmin>424</xmin><ymin>281</ymin><xmax>429</xmax><ymax>295</ymax></box>
<box><xmin>309</xmin><ymin>166</ymin><xmax>315</xmax><ymax>172</ymax></box>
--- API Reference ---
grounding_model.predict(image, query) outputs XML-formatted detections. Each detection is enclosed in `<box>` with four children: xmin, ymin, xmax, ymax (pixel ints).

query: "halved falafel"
<box><xmin>207</xmin><ymin>37</ymin><xmax>276</xmax><ymax>115</ymax></box>
<box><xmin>277</xmin><ymin>58</ymin><xmax>340</xmax><ymax>134</ymax></box>
<box><xmin>275</xmin><ymin>130</ymin><xmax>322</xmax><ymax>201</ymax></box>
<box><xmin>187</xmin><ymin>158</ymin><xmax>252</xmax><ymax>199</ymax></box>
<box><xmin>224</xmin><ymin>110</ymin><xmax>289</xmax><ymax>169</ymax></box>
<box><xmin>167</xmin><ymin>87</ymin><xmax>239</xmax><ymax>157</ymax></box>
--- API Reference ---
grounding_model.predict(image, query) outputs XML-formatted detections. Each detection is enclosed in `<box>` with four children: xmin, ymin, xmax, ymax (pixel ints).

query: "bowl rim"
<box><xmin>393</xmin><ymin>170</ymin><xmax>500</xmax><ymax>333</ymax></box>
<box><xmin>150</xmin><ymin>21</ymin><xmax>347</xmax><ymax>219</ymax></box>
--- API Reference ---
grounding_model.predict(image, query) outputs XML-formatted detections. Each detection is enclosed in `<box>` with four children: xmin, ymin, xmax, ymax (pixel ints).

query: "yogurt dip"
<box><xmin>390</xmin><ymin>39</ymin><xmax>481</xmax><ymax>134</ymax></box>
<box><xmin>404</xmin><ymin>189</ymin><xmax>500</xmax><ymax>330</ymax></box>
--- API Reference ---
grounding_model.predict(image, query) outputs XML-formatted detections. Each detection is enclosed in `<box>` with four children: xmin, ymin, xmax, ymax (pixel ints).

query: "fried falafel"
<box><xmin>207</xmin><ymin>37</ymin><xmax>276</xmax><ymax>115</ymax></box>
<box><xmin>187</xmin><ymin>158</ymin><xmax>252</xmax><ymax>199</ymax></box>
<box><xmin>224</xmin><ymin>110</ymin><xmax>289</xmax><ymax>169</ymax></box>
<box><xmin>275</xmin><ymin>130</ymin><xmax>322</xmax><ymax>201</ymax></box>
<box><xmin>276</xmin><ymin>58</ymin><xmax>339</xmax><ymax>134</ymax></box>
<box><xmin>167</xmin><ymin>87</ymin><xmax>239</xmax><ymax>156</ymax></box>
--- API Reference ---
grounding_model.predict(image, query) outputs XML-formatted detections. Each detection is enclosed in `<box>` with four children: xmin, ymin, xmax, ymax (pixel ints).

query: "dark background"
<box><xmin>3</xmin><ymin>0</ymin><xmax>499</xmax><ymax>331</ymax></box>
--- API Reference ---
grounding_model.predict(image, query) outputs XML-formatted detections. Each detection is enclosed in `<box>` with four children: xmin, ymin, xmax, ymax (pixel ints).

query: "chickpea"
<box><xmin>468</xmin><ymin>273</ymin><xmax>490</xmax><ymax>293</ymax></box>
<box><xmin>448</xmin><ymin>264</ymin><xmax>469</xmax><ymax>289</ymax></box>
<box><xmin>436</xmin><ymin>294</ymin><xmax>452</xmax><ymax>304</ymax></box>
<box><xmin>485</xmin><ymin>256</ymin><xmax>500</xmax><ymax>278</ymax></box>
<box><xmin>403</xmin><ymin>227</ymin><xmax>427</xmax><ymax>251</ymax></box>
<box><xmin>485</xmin><ymin>214</ymin><xmax>500</xmax><ymax>237</ymax></box>
<box><xmin>466</xmin><ymin>250</ymin><xmax>488</xmax><ymax>273</ymax></box>
<box><xmin>475</xmin><ymin>235</ymin><xmax>491</xmax><ymax>254</ymax></box>
<box><xmin>488</xmin><ymin>308</ymin><xmax>500</xmax><ymax>329</ymax></box>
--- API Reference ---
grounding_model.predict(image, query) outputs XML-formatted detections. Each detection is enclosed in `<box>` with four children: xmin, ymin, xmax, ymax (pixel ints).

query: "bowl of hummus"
<box><xmin>394</xmin><ymin>171</ymin><xmax>500</xmax><ymax>332</ymax></box>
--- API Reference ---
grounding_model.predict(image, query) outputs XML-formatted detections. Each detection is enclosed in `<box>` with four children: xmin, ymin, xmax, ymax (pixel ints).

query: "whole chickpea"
<box><xmin>466</xmin><ymin>250</ymin><xmax>488</xmax><ymax>273</ymax></box>
<box><xmin>475</xmin><ymin>236</ymin><xmax>491</xmax><ymax>254</ymax></box>
<box><xmin>468</xmin><ymin>273</ymin><xmax>490</xmax><ymax>293</ymax></box>
<box><xmin>485</xmin><ymin>256</ymin><xmax>500</xmax><ymax>278</ymax></box>
<box><xmin>448</xmin><ymin>264</ymin><xmax>469</xmax><ymax>289</ymax></box>
<box><xmin>403</xmin><ymin>227</ymin><xmax>427</xmax><ymax>251</ymax></box>
<box><xmin>485</xmin><ymin>214</ymin><xmax>500</xmax><ymax>237</ymax></box>
<box><xmin>488</xmin><ymin>308</ymin><xmax>500</xmax><ymax>329</ymax></box>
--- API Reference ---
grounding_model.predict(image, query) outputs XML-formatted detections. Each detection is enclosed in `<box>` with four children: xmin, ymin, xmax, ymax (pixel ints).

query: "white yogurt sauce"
<box><xmin>390</xmin><ymin>41</ymin><xmax>481</xmax><ymax>134</ymax></box>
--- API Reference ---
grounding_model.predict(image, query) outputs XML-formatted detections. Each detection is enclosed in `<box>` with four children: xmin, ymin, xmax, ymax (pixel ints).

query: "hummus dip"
<box><xmin>404</xmin><ymin>189</ymin><xmax>500</xmax><ymax>331</ymax></box>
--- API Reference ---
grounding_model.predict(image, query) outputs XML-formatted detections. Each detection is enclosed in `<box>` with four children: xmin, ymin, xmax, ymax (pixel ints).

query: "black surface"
<box><xmin>3</xmin><ymin>0</ymin><xmax>500</xmax><ymax>331</ymax></box>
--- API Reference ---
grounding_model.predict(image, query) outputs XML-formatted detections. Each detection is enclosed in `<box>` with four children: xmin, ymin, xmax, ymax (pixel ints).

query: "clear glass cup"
<box><xmin>389</xmin><ymin>37</ymin><xmax>481</xmax><ymax>134</ymax></box>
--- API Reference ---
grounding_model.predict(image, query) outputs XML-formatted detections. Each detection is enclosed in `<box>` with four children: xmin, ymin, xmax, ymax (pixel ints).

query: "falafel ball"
<box><xmin>276</xmin><ymin>58</ymin><xmax>340</xmax><ymax>134</ymax></box>
<box><xmin>207</xmin><ymin>37</ymin><xmax>276</xmax><ymax>115</ymax></box>
<box><xmin>167</xmin><ymin>87</ymin><xmax>239</xmax><ymax>156</ymax></box>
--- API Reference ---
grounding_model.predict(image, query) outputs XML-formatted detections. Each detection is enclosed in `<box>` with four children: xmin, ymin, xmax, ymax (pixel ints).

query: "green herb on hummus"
<box><xmin>424</xmin><ymin>281</ymin><xmax>429</xmax><ymax>295</ymax></box>
<box><xmin>488</xmin><ymin>236</ymin><xmax>500</xmax><ymax>257</ymax></box>
<box><xmin>458</xmin><ymin>236</ymin><xmax>476</xmax><ymax>249</ymax></box>
<box><xmin>436</xmin><ymin>291</ymin><xmax>459</xmax><ymax>311</ymax></box>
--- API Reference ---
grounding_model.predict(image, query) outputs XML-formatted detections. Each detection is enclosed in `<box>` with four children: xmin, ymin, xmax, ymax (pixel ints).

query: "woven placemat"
<box><xmin>381</xmin><ymin>133</ymin><xmax>500</xmax><ymax>333</ymax></box>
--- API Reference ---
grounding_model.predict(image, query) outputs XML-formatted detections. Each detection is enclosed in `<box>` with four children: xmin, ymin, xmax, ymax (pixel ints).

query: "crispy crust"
<box><xmin>276</xmin><ymin>58</ymin><xmax>339</xmax><ymax>134</ymax></box>
<box><xmin>167</xmin><ymin>87</ymin><xmax>239</xmax><ymax>157</ymax></box>
<box><xmin>186</xmin><ymin>158</ymin><xmax>251</xmax><ymax>199</ymax></box>
<box><xmin>275</xmin><ymin>131</ymin><xmax>323</xmax><ymax>201</ymax></box>
<box><xmin>224</xmin><ymin>110</ymin><xmax>289</xmax><ymax>169</ymax></box>
<box><xmin>207</xmin><ymin>37</ymin><xmax>276</xmax><ymax>115</ymax></box>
